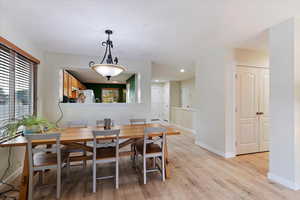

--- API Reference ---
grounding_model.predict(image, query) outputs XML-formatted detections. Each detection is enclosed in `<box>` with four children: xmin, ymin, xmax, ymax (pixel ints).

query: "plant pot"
<box><xmin>23</xmin><ymin>125</ymin><xmax>42</xmax><ymax>135</ymax></box>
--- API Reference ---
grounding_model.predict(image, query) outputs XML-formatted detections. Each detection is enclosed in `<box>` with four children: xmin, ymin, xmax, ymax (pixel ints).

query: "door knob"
<box><xmin>256</xmin><ymin>112</ymin><xmax>264</xmax><ymax>115</ymax></box>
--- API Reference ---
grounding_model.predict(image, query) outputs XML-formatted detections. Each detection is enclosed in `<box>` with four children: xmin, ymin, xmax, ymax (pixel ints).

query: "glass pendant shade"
<box><xmin>89</xmin><ymin>30</ymin><xmax>126</xmax><ymax>80</ymax></box>
<box><xmin>91</xmin><ymin>64</ymin><xmax>126</xmax><ymax>78</ymax></box>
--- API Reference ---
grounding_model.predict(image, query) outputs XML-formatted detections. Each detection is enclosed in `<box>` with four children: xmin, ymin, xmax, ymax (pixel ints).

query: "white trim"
<box><xmin>268</xmin><ymin>172</ymin><xmax>300</xmax><ymax>190</ymax></box>
<box><xmin>169</xmin><ymin>123</ymin><xmax>196</xmax><ymax>135</ymax></box>
<box><xmin>195</xmin><ymin>140</ymin><xmax>225</xmax><ymax>157</ymax></box>
<box><xmin>224</xmin><ymin>152</ymin><xmax>236</xmax><ymax>158</ymax></box>
<box><xmin>195</xmin><ymin>140</ymin><xmax>236</xmax><ymax>158</ymax></box>
<box><xmin>0</xmin><ymin>167</ymin><xmax>22</xmax><ymax>189</ymax></box>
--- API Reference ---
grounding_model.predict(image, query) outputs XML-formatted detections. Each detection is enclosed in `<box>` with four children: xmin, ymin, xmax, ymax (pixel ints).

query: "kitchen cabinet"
<box><xmin>63</xmin><ymin>72</ymin><xmax>69</xmax><ymax>97</ymax></box>
<box><xmin>63</xmin><ymin>70</ymin><xmax>86</xmax><ymax>98</ymax></box>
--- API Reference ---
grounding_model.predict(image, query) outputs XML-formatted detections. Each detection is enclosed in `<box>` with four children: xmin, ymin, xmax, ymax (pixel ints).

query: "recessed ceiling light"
<box><xmin>180</xmin><ymin>69</ymin><xmax>185</xmax><ymax>72</ymax></box>
<box><xmin>155</xmin><ymin>80</ymin><xmax>159</xmax><ymax>82</ymax></box>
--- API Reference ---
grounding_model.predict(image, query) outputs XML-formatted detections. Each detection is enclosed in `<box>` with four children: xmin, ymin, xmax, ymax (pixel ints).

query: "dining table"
<box><xmin>0</xmin><ymin>123</ymin><xmax>180</xmax><ymax>200</ymax></box>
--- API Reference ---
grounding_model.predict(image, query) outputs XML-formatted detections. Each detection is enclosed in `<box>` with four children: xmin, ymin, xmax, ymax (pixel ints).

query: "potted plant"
<box><xmin>19</xmin><ymin>116</ymin><xmax>56</xmax><ymax>134</ymax></box>
<box><xmin>2</xmin><ymin>116</ymin><xmax>55</xmax><ymax>137</ymax></box>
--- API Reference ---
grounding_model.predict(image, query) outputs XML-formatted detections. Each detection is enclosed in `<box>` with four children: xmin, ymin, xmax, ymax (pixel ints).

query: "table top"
<box><xmin>0</xmin><ymin>123</ymin><xmax>180</xmax><ymax>147</ymax></box>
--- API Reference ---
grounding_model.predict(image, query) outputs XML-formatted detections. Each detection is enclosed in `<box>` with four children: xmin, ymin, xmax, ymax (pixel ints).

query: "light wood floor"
<box><xmin>6</xmin><ymin>131</ymin><xmax>300</xmax><ymax>199</ymax></box>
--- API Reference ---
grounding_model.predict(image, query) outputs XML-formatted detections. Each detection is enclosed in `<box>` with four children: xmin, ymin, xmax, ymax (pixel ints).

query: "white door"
<box><xmin>236</xmin><ymin>67</ymin><xmax>260</xmax><ymax>154</ymax></box>
<box><xmin>163</xmin><ymin>82</ymin><xmax>170</xmax><ymax>122</ymax></box>
<box><xmin>236</xmin><ymin>67</ymin><xmax>270</xmax><ymax>155</ymax></box>
<box><xmin>151</xmin><ymin>84</ymin><xmax>164</xmax><ymax>119</ymax></box>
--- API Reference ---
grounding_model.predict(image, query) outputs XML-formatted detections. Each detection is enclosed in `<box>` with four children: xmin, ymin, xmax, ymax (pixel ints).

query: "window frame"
<box><xmin>0</xmin><ymin>37</ymin><xmax>39</xmax><ymax>139</ymax></box>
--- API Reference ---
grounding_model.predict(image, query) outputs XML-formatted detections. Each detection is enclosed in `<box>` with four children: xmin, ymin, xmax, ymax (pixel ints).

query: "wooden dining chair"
<box><xmin>65</xmin><ymin>120</ymin><xmax>88</xmax><ymax>168</ymax></box>
<box><xmin>135</xmin><ymin>127</ymin><xmax>167</xmax><ymax>184</ymax></box>
<box><xmin>25</xmin><ymin>133</ymin><xmax>69</xmax><ymax>200</ymax></box>
<box><xmin>92</xmin><ymin>129</ymin><xmax>120</xmax><ymax>192</ymax></box>
<box><xmin>129</xmin><ymin>118</ymin><xmax>147</xmax><ymax>162</ymax></box>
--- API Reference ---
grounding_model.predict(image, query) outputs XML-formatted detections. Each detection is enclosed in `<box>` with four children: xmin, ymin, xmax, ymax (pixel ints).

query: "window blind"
<box><xmin>0</xmin><ymin>44</ymin><xmax>35</xmax><ymax>138</ymax></box>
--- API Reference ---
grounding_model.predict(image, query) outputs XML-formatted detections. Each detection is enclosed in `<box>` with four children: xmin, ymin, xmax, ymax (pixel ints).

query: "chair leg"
<box><xmin>28</xmin><ymin>170</ymin><xmax>33</xmax><ymax>200</ymax></box>
<box><xmin>67</xmin><ymin>158</ymin><xmax>70</xmax><ymax>177</ymax></box>
<box><xmin>143</xmin><ymin>156</ymin><xmax>147</xmax><ymax>184</ymax></box>
<box><xmin>130</xmin><ymin>145</ymin><xmax>134</xmax><ymax>160</ymax></box>
<box><xmin>152</xmin><ymin>157</ymin><xmax>156</xmax><ymax>168</ymax></box>
<box><xmin>57</xmin><ymin>166</ymin><xmax>61</xmax><ymax>199</ymax></box>
<box><xmin>161</xmin><ymin>155</ymin><xmax>165</xmax><ymax>182</ymax></box>
<box><xmin>93</xmin><ymin>161</ymin><xmax>96</xmax><ymax>193</ymax></box>
<box><xmin>83</xmin><ymin>150</ymin><xmax>87</xmax><ymax>168</ymax></box>
<box><xmin>116</xmin><ymin>160</ymin><xmax>119</xmax><ymax>189</ymax></box>
<box><xmin>38</xmin><ymin>170</ymin><xmax>44</xmax><ymax>185</ymax></box>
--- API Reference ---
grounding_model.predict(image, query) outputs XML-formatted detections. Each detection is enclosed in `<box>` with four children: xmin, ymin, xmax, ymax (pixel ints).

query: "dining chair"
<box><xmin>96</xmin><ymin>120</ymin><xmax>115</xmax><ymax>127</ymax></box>
<box><xmin>130</xmin><ymin>118</ymin><xmax>147</xmax><ymax>125</ymax></box>
<box><xmin>25</xmin><ymin>133</ymin><xmax>69</xmax><ymax>200</ymax></box>
<box><xmin>65</xmin><ymin>120</ymin><xmax>88</xmax><ymax>168</ymax></box>
<box><xmin>135</xmin><ymin>127</ymin><xmax>167</xmax><ymax>184</ymax></box>
<box><xmin>92</xmin><ymin>129</ymin><xmax>120</xmax><ymax>192</ymax></box>
<box><xmin>93</xmin><ymin>119</ymin><xmax>116</xmax><ymax>148</ymax></box>
<box><xmin>129</xmin><ymin>118</ymin><xmax>147</xmax><ymax>162</ymax></box>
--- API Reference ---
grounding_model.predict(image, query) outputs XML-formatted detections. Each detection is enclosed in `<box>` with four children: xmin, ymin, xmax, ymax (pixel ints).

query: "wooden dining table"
<box><xmin>0</xmin><ymin>123</ymin><xmax>180</xmax><ymax>200</ymax></box>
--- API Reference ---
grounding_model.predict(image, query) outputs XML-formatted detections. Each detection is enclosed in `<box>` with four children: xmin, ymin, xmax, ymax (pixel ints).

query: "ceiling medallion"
<box><xmin>89</xmin><ymin>29</ymin><xmax>126</xmax><ymax>80</ymax></box>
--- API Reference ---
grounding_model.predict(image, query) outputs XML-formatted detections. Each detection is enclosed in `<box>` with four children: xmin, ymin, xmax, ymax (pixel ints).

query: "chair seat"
<box><xmin>95</xmin><ymin>147</ymin><xmax>117</xmax><ymax>160</ymax></box>
<box><xmin>33</xmin><ymin>152</ymin><xmax>68</xmax><ymax>168</ymax></box>
<box><xmin>136</xmin><ymin>143</ymin><xmax>162</xmax><ymax>154</ymax></box>
<box><xmin>62</xmin><ymin>143</ymin><xmax>86</xmax><ymax>153</ymax></box>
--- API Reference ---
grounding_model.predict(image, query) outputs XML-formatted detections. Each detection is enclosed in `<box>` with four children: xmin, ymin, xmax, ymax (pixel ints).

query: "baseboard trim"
<box><xmin>268</xmin><ymin>172</ymin><xmax>300</xmax><ymax>190</ymax></box>
<box><xmin>195</xmin><ymin>140</ymin><xmax>236</xmax><ymax>158</ymax></box>
<box><xmin>195</xmin><ymin>140</ymin><xmax>225</xmax><ymax>157</ymax></box>
<box><xmin>224</xmin><ymin>152</ymin><xmax>236</xmax><ymax>158</ymax></box>
<box><xmin>0</xmin><ymin>167</ymin><xmax>22</xmax><ymax>189</ymax></box>
<box><xmin>169</xmin><ymin>123</ymin><xmax>196</xmax><ymax>134</ymax></box>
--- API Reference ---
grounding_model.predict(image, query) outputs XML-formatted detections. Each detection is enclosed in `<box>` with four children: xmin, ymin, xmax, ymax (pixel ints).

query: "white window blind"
<box><xmin>0</xmin><ymin>44</ymin><xmax>35</xmax><ymax>138</ymax></box>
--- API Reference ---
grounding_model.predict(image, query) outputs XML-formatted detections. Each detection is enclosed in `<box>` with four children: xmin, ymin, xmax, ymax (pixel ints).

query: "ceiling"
<box><xmin>67</xmin><ymin>68</ymin><xmax>134</xmax><ymax>84</ymax></box>
<box><xmin>2</xmin><ymin>0</ymin><xmax>300</xmax><ymax>73</ymax></box>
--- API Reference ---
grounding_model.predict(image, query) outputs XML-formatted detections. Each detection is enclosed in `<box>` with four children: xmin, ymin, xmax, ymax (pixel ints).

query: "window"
<box><xmin>0</xmin><ymin>43</ymin><xmax>37</xmax><ymax>138</ymax></box>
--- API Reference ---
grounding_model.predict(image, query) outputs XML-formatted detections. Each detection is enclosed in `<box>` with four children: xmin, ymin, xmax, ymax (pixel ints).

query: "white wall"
<box><xmin>235</xmin><ymin>48</ymin><xmax>269</xmax><ymax>67</ymax></box>
<box><xmin>170</xmin><ymin>81</ymin><xmax>181</xmax><ymax>107</ymax></box>
<box><xmin>0</xmin><ymin>13</ymin><xmax>44</xmax><ymax>182</ymax></box>
<box><xmin>41</xmin><ymin>52</ymin><xmax>152</xmax><ymax>126</ymax></box>
<box><xmin>195</xmin><ymin>48</ymin><xmax>235</xmax><ymax>158</ymax></box>
<box><xmin>180</xmin><ymin>78</ymin><xmax>196</xmax><ymax>108</ymax></box>
<box><xmin>268</xmin><ymin>18</ymin><xmax>300</xmax><ymax>190</ymax></box>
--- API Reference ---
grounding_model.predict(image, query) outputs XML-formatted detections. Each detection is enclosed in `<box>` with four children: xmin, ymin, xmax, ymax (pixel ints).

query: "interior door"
<box><xmin>236</xmin><ymin>67</ymin><xmax>260</xmax><ymax>154</ymax></box>
<box><xmin>259</xmin><ymin>69</ymin><xmax>270</xmax><ymax>151</ymax></box>
<box><xmin>151</xmin><ymin>85</ymin><xmax>164</xmax><ymax>119</ymax></box>
<box><xmin>163</xmin><ymin>83</ymin><xmax>170</xmax><ymax>122</ymax></box>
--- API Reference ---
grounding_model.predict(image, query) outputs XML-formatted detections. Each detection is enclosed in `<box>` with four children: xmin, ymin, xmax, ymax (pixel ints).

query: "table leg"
<box><xmin>164</xmin><ymin>137</ymin><xmax>170</xmax><ymax>178</ymax></box>
<box><xmin>19</xmin><ymin>146</ymin><xmax>29</xmax><ymax>200</ymax></box>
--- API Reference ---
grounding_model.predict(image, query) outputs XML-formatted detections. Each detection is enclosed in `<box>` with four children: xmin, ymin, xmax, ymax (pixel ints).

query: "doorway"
<box><xmin>235</xmin><ymin>66</ymin><xmax>270</xmax><ymax>155</ymax></box>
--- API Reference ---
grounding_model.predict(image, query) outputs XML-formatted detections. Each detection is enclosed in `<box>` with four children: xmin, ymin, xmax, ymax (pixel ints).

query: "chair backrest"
<box><xmin>25</xmin><ymin>133</ymin><xmax>61</xmax><ymax>170</ymax></box>
<box><xmin>96</xmin><ymin>120</ymin><xmax>115</xmax><ymax>127</ymax></box>
<box><xmin>143</xmin><ymin>127</ymin><xmax>167</xmax><ymax>155</ymax></box>
<box><xmin>130</xmin><ymin>118</ymin><xmax>146</xmax><ymax>125</ymax></box>
<box><xmin>67</xmin><ymin>120</ymin><xmax>88</xmax><ymax>128</ymax></box>
<box><xmin>92</xmin><ymin>129</ymin><xmax>120</xmax><ymax>159</ymax></box>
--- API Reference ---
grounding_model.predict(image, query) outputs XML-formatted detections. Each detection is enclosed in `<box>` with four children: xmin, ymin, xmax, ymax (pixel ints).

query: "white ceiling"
<box><xmin>67</xmin><ymin>68</ymin><xmax>134</xmax><ymax>84</ymax></box>
<box><xmin>152</xmin><ymin>63</ymin><xmax>195</xmax><ymax>81</ymax></box>
<box><xmin>2</xmin><ymin>0</ymin><xmax>300</xmax><ymax>74</ymax></box>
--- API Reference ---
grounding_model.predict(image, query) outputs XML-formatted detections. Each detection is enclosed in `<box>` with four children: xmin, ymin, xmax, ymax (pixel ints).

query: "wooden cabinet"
<box><xmin>63</xmin><ymin>72</ymin><xmax>69</xmax><ymax>97</ymax></box>
<box><xmin>63</xmin><ymin>70</ymin><xmax>86</xmax><ymax>98</ymax></box>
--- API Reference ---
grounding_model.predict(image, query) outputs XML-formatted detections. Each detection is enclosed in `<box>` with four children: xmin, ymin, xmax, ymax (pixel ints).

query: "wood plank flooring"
<box><xmin>4</xmin><ymin>130</ymin><xmax>300</xmax><ymax>200</ymax></box>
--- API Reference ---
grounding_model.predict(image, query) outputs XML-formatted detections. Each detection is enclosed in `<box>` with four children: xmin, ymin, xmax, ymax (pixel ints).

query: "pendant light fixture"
<box><xmin>89</xmin><ymin>29</ymin><xmax>126</xmax><ymax>80</ymax></box>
